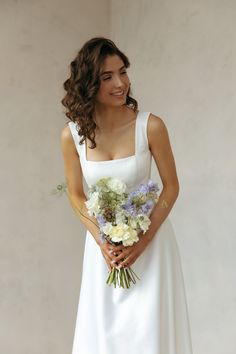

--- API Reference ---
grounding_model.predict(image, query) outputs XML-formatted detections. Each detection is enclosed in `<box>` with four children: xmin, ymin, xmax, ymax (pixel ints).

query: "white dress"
<box><xmin>68</xmin><ymin>111</ymin><xmax>193</xmax><ymax>354</ymax></box>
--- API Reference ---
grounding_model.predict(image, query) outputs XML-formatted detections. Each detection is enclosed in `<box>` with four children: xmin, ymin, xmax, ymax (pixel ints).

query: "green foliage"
<box><xmin>50</xmin><ymin>182</ymin><xmax>67</xmax><ymax>197</ymax></box>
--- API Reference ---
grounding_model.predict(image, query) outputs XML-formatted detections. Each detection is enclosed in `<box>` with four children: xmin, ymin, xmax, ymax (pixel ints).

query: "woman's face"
<box><xmin>95</xmin><ymin>54</ymin><xmax>130</xmax><ymax>108</ymax></box>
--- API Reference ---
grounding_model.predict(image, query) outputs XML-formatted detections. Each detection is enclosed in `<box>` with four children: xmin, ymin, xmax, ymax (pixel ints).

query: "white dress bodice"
<box><xmin>68</xmin><ymin>111</ymin><xmax>152</xmax><ymax>191</ymax></box>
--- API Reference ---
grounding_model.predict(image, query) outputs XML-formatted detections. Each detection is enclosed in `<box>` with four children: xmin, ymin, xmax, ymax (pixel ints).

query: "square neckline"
<box><xmin>84</xmin><ymin>110</ymin><xmax>140</xmax><ymax>164</ymax></box>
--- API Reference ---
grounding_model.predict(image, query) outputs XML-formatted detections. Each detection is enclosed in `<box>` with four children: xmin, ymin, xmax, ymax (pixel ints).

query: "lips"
<box><xmin>111</xmin><ymin>90</ymin><xmax>125</xmax><ymax>96</ymax></box>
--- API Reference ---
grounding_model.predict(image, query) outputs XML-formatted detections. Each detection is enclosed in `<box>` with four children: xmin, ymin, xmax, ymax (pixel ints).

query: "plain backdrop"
<box><xmin>0</xmin><ymin>0</ymin><xmax>235</xmax><ymax>353</ymax></box>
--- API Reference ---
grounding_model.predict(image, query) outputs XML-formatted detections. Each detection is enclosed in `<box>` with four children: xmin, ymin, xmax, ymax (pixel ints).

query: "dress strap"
<box><xmin>68</xmin><ymin>121</ymin><xmax>84</xmax><ymax>157</ymax></box>
<box><xmin>136</xmin><ymin>111</ymin><xmax>151</xmax><ymax>154</ymax></box>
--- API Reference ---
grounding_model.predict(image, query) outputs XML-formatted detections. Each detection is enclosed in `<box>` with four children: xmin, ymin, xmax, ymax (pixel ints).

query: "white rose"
<box><xmin>85</xmin><ymin>192</ymin><xmax>100</xmax><ymax>216</ymax></box>
<box><xmin>107</xmin><ymin>178</ymin><xmax>126</xmax><ymax>194</ymax></box>
<box><xmin>109</xmin><ymin>224</ymin><xmax>139</xmax><ymax>246</ymax></box>
<box><xmin>109</xmin><ymin>223</ymin><xmax>129</xmax><ymax>243</ymax></box>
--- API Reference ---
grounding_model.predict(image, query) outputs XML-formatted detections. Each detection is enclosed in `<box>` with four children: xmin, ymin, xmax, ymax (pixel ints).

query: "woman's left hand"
<box><xmin>111</xmin><ymin>235</ymin><xmax>150</xmax><ymax>269</ymax></box>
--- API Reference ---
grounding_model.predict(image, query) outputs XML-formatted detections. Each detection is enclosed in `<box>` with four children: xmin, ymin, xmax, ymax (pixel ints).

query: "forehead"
<box><xmin>101</xmin><ymin>55</ymin><xmax>125</xmax><ymax>71</ymax></box>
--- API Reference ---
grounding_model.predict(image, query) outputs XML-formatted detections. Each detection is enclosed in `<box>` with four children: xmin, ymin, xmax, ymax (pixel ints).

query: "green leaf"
<box><xmin>50</xmin><ymin>182</ymin><xmax>67</xmax><ymax>197</ymax></box>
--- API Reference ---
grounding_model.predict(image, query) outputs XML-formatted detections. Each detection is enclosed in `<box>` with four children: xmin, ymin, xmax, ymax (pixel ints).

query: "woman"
<box><xmin>61</xmin><ymin>37</ymin><xmax>193</xmax><ymax>354</ymax></box>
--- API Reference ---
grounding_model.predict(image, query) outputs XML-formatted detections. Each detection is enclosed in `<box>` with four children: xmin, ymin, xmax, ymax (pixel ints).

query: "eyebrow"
<box><xmin>100</xmin><ymin>65</ymin><xmax>126</xmax><ymax>76</ymax></box>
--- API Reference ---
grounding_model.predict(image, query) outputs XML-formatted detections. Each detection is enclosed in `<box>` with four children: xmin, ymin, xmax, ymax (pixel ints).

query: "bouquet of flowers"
<box><xmin>85</xmin><ymin>177</ymin><xmax>159</xmax><ymax>289</ymax></box>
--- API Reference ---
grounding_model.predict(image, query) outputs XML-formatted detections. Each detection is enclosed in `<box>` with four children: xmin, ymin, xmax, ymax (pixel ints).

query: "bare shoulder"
<box><xmin>60</xmin><ymin>124</ymin><xmax>77</xmax><ymax>155</ymax></box>
<box><xmin>147</xmin><ymin>113</ymin><xmax>169</xmax><ymax>149</ymax></box>
<box><xmin>61</xmin><ymin>124</ymin><xmax>72</xmax><ymax>143</ymax></box>
<box><xmin>60</xmin><ymin>124</ymin><xmax>84</xmax><ymax>197</ymax></box>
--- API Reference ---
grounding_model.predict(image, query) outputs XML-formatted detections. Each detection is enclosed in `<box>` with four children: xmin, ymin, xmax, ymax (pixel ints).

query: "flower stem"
<box><xmin>106</xmin><ymin>266</ymin><xmax>140</xmax><ymax>289</ymax></box>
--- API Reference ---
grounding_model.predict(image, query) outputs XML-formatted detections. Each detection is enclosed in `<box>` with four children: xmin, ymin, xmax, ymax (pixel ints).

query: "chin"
<box><xmin>97</xmin><ymin>94</ymin><xmax>127</xmax><ymax>108</ymax></box>
<box><xmin>110</xmin><ymin>96</ymin><xmax>127</xmax><ymax>106</ymax></box>
<box><xmin>112</xmin><ymin>101</ymin><xmax>127</xmax><ymax>108</ymax></box>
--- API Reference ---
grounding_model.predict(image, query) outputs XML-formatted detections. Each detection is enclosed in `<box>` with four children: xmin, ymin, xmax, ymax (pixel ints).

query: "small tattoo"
<box><xmin>161</xmin><ymin>200</ymin><xmax>168</xmax><ymax>208</ymax></box>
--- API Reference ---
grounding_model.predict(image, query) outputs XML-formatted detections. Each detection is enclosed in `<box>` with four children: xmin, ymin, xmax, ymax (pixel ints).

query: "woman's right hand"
<box><xmin>99</xmin><ymin>242</ymin><xmax>125</xmax><ymax>271</ymax></box>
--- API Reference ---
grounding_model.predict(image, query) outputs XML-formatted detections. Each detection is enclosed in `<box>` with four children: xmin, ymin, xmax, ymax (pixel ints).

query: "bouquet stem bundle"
<box><xmin>106</xmin><ymin>266</ymin><xmax>140</xmax><ymax>289</ymax></box>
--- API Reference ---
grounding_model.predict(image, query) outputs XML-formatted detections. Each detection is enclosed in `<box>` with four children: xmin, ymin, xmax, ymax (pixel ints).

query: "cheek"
<box><xmin>97</xmin><ymin>82</ymin><xmax>111</xmax><ymax>97</ymax></box>
<box><xmin>124</xmin><ymin>74</ymin><xmax>130</xmax><ymax>85</ymax></box>
<box><xmin>95</xmin><ymin>84</ymin><xmax>112</xmax><ymax>103</ymax></box>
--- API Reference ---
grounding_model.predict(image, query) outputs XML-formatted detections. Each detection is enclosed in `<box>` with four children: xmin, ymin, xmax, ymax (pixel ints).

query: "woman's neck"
<box><xmin>94</xmin><ymin>105</ymin><xmax>133</xmax><ymax>131</ymax></box>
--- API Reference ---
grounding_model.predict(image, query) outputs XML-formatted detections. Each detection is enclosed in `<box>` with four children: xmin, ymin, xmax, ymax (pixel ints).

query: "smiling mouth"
<box><xmin>110</xmin><ymin>91</ymin><xmax>125</xmax><ymax>96</ymax></box>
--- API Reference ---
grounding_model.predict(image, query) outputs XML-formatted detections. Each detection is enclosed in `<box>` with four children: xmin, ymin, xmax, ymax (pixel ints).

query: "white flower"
<box><xmin>138</xmin><ymin>214</ymin><xmax>151</xmax><ymax>233</ymax></box>
<box><xmin>123</xmin><ymin>228</ymin><xmax>139</xmax><ymax>246</ymax></box>
<box><xmin>108</xmin><ymin>223</ymin><xmax>129</xmax><ymax>242</ymax></box>
<box><xmin>102</xmin><ymin>222</ymin><xmax>113</xmax><ymax>235</ymax></box>
<box><xmin>107</xmin><ymin>223</ymin><xmax>139</xmax><ymax>246</ymax></box>
<box><xmin>107</xmin><ymin>178</ymin><xmax>127</xmax><ymax>194</ymax></box>
<box><xmin>85</xmin><ymin>192</ymin><xmax>100</xmax><ymax>216</ymax></box>
<box><xmin>129</xmin><ymin>218</ymin><xmax>138</xmax><ymax>229</ymax></box>
<box><xmin>115</xmin><ymin>211</ymin><xmax>126</xmax><ymax>224</ymax></box>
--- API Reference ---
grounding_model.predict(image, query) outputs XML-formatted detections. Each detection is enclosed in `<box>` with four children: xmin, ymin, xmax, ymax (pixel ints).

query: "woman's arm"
<box><xmin>114</xmin><ymin>114</ymin><xmax>180</xmax><ymax>268</ymax></box>
<box><xmin>144</xmin><ymin>113</ymin><xmax>180</xmax><ymax>243</ymax></box>
<box><xmin>60</xmin><ymin>125</ymin><xmax>123</xmax><ymax>270</ymax></box>
<box><xmin>60</xmin><ymin>125</ymin><xmax>102</xmax><ymax>245</ymax></box>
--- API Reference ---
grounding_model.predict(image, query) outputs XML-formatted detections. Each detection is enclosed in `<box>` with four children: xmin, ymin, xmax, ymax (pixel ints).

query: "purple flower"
<box><xmin>146</xmin><ymin>199</ymin><xmax>155</xmax><ymax>209</ymax></box>
<box><xmin>122</xmin><ymin>202</ymin><xmax>139</xmax><ymax>217</ymax></box>
<box><xmin>96</xmin><ymin>215</ymin><xmax>106</xmax><ymax>227</ymax></box>
<box><xmin>147</xmin><ymin>180</ymin><xmax>159</xmax><ymax>192</ymax></box>
<box><xmin>140</xmin><ymin>200</ymin><xmax>155</xmax><ymax>214</ymax></box>
<box><xmin>137</xmin><ymin>184</ymin><xmax>149</xmax><ymax>194</ymax></box>
<box><xmin>99</xmin><ymin>231</ymin><xmax>107</xmax><ymax>244</ymax></box>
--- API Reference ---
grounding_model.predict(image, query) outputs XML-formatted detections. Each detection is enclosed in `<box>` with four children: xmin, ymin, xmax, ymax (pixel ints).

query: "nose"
<box><xmin>113</xmin><ymin>74</ymin><xmax>124</xmax><ymax>88</ymax></box>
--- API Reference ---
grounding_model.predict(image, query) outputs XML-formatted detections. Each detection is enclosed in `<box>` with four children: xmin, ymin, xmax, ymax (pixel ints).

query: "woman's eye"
<box><xmin>121</xmin><ymin>71</ymin><xmax>127</xmax><ymax>75</ymax></box>
<box><xmin>103</xmin><ymin>76</ymin><xmax>111</xmax><ymax>81</ymax></box>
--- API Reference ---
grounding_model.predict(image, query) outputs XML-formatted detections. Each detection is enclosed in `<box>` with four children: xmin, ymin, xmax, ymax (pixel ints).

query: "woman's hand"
<box><xmin>99</xmin><ymin>242</ymin><xmax>126</xmax><ymax>271</ymax></box>
<box><xmin>111</xmin><ymin>235</ymin><xmax>150</xmax><ymax>269</ymax></box>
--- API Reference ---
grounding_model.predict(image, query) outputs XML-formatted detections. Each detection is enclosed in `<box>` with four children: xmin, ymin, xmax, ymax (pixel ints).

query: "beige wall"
<box><xmin>1</xmin><ymin>0</ymin><xmax>236</xmax><ymax>353</ymax></box>
<box><xmin>111</xmin><ymin>1</ymin><xmax>236</xmax><ymax>354</ymax></box>
<box><xmin>0</xmin><ymin>1</ymin><xmax>109</xmax><ymax>353</ymax></box>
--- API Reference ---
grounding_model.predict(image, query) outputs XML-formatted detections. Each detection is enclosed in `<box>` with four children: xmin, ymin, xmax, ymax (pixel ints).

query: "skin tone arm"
<box><xmin>60</xmin><ymin>126</ymin><xmax>124</xmax><ymax>271</ymax></box>
<box><xmin>113</xmin><ymin>114</ymin><xmax>180</xmax><ymax>269</ymax></box>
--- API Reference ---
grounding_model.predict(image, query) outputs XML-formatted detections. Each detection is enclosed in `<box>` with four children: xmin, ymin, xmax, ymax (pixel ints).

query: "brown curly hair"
<box><xmin>61</xmin><ymin>37</ymin><xmax>138</xmax><ymax>149</ymax></box>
